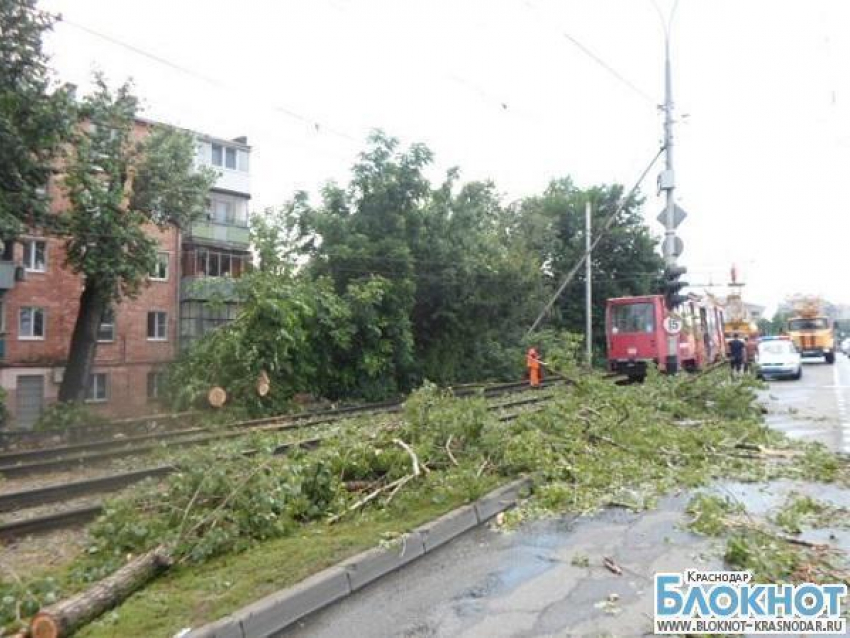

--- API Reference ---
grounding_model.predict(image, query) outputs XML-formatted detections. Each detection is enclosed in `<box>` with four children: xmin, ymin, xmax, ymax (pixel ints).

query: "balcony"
<box><xmin>186</xmin><ymin>220</ymin><xmax>249</xmax><ymax>249</ymax></box>
<box><xmin>213</xmin><ymin>169</ymin><xmax>250</xmax><ymax>196</ymax></box>
<box><xmin>181</xmin><ymin>276</ymin><xmax>242</xmax><ymax>302</ymax></box>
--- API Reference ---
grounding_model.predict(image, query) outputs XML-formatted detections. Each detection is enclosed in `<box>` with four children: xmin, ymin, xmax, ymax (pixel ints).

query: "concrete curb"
<box><xmin>184</xmin><ymin>477</ymin><xmax>532</xmax><ymax>638</ymax></box>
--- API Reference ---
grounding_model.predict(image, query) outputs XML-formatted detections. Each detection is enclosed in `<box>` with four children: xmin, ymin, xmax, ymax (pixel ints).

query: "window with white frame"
<box><xmin>147</xmin><ymin>371</ymin><xmax>165</xmax><ymax>400</ymax></box>
<box><xmin>85</xmin><ymin>372</ymin><xmax>108</xmax><ymax>402</ymax></box>
<box><xmin>210</xmin><ymin>143</ymin><xmax>246</xmax><ymax>171</ymax></box>
<box><xmin>150</xmin><ymin>252</ymin><xmax>169</xmax><ymax>281</ymax></box>
<box><xmin>195</xmin><ymin>248</ymin><xmax>242</xmax><ymax>277</ymax></box>
<box><xmin>147</xmin><ymin>311</ymin><xmax>168</xmax><ymax>341</ymax></box>
<box><xmin>208</xmin><ymin>196</ymin><xmax>247</xmax><ymax>226</ymax></box>
<box><xmin>19</xmin><ymin>307</ymin><xmax>45</xmax><ymax>339</ymax></box>
<box><xmin>23</xmin><ymin>240</ymin><xmax>46</xmax><ymax>272</ymax></box>
<box><xmin>97</xmin><ymin>307</ymin><xmax>115</xmax><ymax>342</ymax></box>
<box><xmin>211</xmin><ymin>198</ymin><xmax>234</xmax><ymax>224</ymax></box>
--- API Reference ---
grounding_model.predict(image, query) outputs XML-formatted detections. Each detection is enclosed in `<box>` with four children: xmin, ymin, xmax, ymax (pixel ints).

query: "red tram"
<box><xmin>605</xmin><ymin>294</ymin><xmax>726</xmax><ymax>377</ymax></box>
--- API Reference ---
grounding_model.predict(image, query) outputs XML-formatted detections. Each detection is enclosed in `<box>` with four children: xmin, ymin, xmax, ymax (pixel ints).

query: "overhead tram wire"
<box><xmin>525</xmin><ymin>145</ymin><xmax>666</xmax><ymax>336</ymax></box>
<box><xmin>49</xmin><ymin>10</ymin><xmax>517</xmax><ymax>187</ymax></box>
<box><xmin>51</xmin><ymin>14</ymin><xmax>361</xmax><ymax>145</ymax></box>
<box><xmin>520</xmin><ymin>0</ymin><xmax>657</xmax><ymax>107</ymax></box>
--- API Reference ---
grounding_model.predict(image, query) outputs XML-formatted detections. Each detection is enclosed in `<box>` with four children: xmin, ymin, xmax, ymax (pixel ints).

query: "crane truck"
<box><xmin>786</xmin><ymin>297</ymin><xmax>836</xmax><ymax>363</ymax></box>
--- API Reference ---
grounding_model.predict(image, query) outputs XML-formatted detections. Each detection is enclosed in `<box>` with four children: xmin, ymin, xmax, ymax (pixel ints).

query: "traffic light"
<box><xmin>662</xmin><ymin>265</ymin><xmax>688</xmax><ymax>310</ymax></box>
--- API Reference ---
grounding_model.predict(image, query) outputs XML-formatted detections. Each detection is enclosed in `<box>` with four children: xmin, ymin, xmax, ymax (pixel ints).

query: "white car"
<box><xmin>842</xmin><ymin>338</ymin><xmax>850</xmax><ymax>356</ymax></box>
<box><xmin>756</xmin><ymin>338</ymin><xmax>802</xmax><ymax>380</ymax></box>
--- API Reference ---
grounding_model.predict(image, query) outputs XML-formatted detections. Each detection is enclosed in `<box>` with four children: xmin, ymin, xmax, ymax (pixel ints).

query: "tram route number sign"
<box><xmin>663</xmin><ymin>315</ymin><xmax>683</xmax><ymax>336</ymax></box>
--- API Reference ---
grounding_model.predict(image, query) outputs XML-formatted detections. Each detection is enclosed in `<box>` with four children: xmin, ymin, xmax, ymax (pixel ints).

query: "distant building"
<box><xmin>0</xmin><ymin>122</ymin><xmax>252</xmax><ymax>428</ymax></box>
<box><xmin>745</xmin><ymin>303</ymin><xmax>765</xmax><ymax>323</ymax></box>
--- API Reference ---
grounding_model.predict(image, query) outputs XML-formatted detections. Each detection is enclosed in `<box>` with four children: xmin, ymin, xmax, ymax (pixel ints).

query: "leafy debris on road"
<box><xmin>3</xmin><ymin>365</ymin><xmax>848</xmax><ymax>635</ymax></box>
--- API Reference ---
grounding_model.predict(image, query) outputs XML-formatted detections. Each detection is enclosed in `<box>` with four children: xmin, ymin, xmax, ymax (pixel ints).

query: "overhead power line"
<box><xmin>53</xmin><ymin>14</ymin><xmax>361</xmax><ymax>144</ymax></box>
<box><xmin>526</xmin><ymin>145</ymin><xmax>666</xmax><ymax>336</ymax></box>
<box><xmin>521</xmin><ymin>0</ymin><xmax>657</xmax><ymax>106</ymax></box>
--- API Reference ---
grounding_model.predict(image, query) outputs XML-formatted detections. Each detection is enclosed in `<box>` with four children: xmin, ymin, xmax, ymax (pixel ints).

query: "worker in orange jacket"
<box><xmin>526</xmin><ymin>347</ymin><xmax>542</xmax><ymax>387</ymax></box>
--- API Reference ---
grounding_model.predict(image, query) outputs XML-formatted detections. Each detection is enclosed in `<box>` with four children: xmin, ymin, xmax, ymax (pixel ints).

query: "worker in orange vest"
<box><xmin>526</xmin><ymin>347</ymin><xmax>542</xmax><ymax>387</ymax></box>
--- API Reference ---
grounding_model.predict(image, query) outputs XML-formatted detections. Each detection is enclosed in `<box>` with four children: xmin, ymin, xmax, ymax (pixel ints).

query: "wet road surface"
<box><xmin>279</xmin><ymin>361</ymin><xmax>850</xmax><ymax>637</ymax></box>
<box><xmin>761</xmin><ymin>353</ymin><xmax>850</xmax><ymax>454</ymax></box>
<box><xmin>280</xmin><ymin>495</ymin><xmax>721</xmax><ymax>637</ymax></box>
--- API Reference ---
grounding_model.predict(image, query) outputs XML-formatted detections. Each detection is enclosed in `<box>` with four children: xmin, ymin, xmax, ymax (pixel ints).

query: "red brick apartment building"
<box><xmin>1</xmin><ymin>122</ymin><xmax>251</xmax><ymax>428</ymax></box>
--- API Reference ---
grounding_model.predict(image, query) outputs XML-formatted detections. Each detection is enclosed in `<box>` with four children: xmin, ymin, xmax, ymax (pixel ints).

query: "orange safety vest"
<box><xmin>526</xmin><ymin>349</ymin><xmax>541</xmax><ymax>386</ymax></box>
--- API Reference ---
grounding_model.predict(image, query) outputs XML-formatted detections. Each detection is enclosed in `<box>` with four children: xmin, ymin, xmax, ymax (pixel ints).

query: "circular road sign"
<box><xmin>663</xmin><ymin>315</ymin><xmax>683</xmax><ymax>336</ymax></box>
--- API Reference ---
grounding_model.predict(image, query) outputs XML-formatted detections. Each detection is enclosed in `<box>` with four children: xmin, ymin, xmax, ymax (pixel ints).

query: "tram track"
<box><xmin>0</xmin><ymin>387</ymin><xmax>559</xmax><ymax>540</ymax></box>
<box><xmin>0</xmin><ymin>379</ymin><xmax>557</xmax><ymax>479</ymax></box>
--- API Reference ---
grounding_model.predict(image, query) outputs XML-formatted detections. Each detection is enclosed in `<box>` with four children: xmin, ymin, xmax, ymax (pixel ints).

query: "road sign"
<box><xmin>663</xmin><ymin>315</ymin><xmax>683</xmax><ymax>336</ymax></box>
<box><xmin>662</xmin><ymin>235</ymin><xmax>684</xmax><ymax>258</ymax></box>
<box><xmin>656</xmin><ymin>204</ymin><xmax>688</xmax><ymax>229</ymax></box>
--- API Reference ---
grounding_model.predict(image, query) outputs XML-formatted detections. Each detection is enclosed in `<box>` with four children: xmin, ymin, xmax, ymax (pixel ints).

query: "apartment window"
<box><xmin>147</xmin><ymin>311</ymin><xmax>168</xmax><ymax>341</ymax></box>
<box><xmin>150</xmin><ymin>252</ymin><xmax>169</xmax><ymax>281</ymax></box>
<box><xmin>195</xmin><ymin>249</ymin><xmax>238</xmax><ymax>277</ymax></box>
<box><xmin>211</xmin><ymin>199</ymin><xmax>234</xmax><ymax>224</ymax></box>
<box><xmin>210</xmin><ymin>143</ymin><xmax>244</xmax><ymax>171</ymax></box>
<box><xmin>147</xmin><ymin>371</ymin><xmax>165</xmax><ymax>401</ymax></box>
<box><xmin>225</xmin><ymin>147</ymin><xmax>237</xmax><ymax>169</ymax></box>
<box><xmin>19</xmin><ymin>307</ymin><xmax>45</xmax><ymax>339</ymax></box>
<box><xmin>97</xmin><ymin>307</ymin><xmax>115</xmax><ymax>342</ymax></box>
<box><xmin>208</xmin><ymin>197</ymin><xmax>247</xmax><ymax>227</ymax></box>
<box><xmin>85</xmin><ymin>372</ymin><xmax>108</xmax><ymax>403</ymax></box>
<box><xmin>23</xmin><ymin>240</ymin><xmax>46</xmax><ymax>272</ymax></box>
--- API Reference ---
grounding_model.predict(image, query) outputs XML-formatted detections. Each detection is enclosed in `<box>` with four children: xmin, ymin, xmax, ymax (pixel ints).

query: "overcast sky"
<box><xmin>38</xmin><ymin>0</ymin><xmax>850</xmax><ymax>315</ymax></box>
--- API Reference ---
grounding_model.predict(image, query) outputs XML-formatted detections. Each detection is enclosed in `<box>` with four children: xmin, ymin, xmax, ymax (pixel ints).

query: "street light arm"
<box><xmin>648</xmin><ymin>0</ymin><xmax>681</xmax><ymax>41</ymax></box>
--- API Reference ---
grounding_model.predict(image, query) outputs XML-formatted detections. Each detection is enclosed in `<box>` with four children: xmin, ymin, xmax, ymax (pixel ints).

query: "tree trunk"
<box><xmin>30</xmin><ymin>547</ymin><xmax>172</xmax><ymax>638</ymax></box>
<box><xmin>57</xmin><ymin>283</ymin><xmax>109</xmax><ymax>403</ymax></box>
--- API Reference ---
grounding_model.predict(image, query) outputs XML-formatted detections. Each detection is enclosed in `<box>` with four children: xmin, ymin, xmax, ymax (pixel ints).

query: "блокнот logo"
<box><xmin>654</xmin><ymin>570</ymin><xmax>847</xmax><ymax>634</ymax></box>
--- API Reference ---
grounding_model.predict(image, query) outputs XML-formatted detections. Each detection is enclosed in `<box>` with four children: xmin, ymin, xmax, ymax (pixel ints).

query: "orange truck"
<box><xmin>787</xmin><ymin>298</ymin><xmax>836</xmax><ymax>363</ymax></box>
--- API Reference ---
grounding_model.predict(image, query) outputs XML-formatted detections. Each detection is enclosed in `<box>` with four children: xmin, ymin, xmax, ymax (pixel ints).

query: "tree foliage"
<box><xmin>513</xmin><ymin>177</ymin><xmax>664</xmax><ymax>354</ymax></box>
<box><xmin>0</xmin><ymin>0</ymin><xmax>73</xmax><ymax>236</ymax></box>
<box><xmin>169</xmin><ymin>271</ymin><xmax>408</xmax><ymax>410</ymax></box>
<box><xmin>176</xmin><ymin>132</ymin><xmax>664</xmax><ymax>407</ymax></box>
<box><xmin>57</xmin><ymin>78</ymin><xmax>216</xmax><ymax>401</ymax></box>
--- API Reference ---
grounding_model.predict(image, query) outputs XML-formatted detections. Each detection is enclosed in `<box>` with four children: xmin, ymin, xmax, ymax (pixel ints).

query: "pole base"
<box><xmin>665</xmin><ymin>355</ymin><xmax>679</xmax><ymax>375</ymax></box>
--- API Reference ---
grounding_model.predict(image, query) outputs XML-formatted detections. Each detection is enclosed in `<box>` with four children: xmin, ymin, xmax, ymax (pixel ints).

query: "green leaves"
<box><xmin>0</xmin><ymin>0</ymin><xmax>74</xmax><ymax>235</ymax></box>
<box><xmin>61</xmin><ymin>78</ymin><xmax>215</xmax><ymax>303</ymax></box>
<box><xmin>131</xmin><ymin>125</ymin><xmax>217</xmax><ymax>226</ymax></box>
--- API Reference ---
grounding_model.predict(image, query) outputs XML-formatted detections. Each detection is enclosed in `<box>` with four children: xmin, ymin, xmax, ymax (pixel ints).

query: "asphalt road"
<box><xmin>277</xmin><ymin>362</ymin><xmax>850</xmax><ymax>638</ymax></box>
<box><xmin>761</xmin><ymin>352</ymin><xmax>850</xmax><ymax>454</ymax></box>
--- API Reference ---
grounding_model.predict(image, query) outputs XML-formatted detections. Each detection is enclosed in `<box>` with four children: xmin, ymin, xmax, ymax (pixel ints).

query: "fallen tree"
<box><xmin>29</xmin><ymin>547</ymin><xmax>171</xmax><ymax>638</ymax></box>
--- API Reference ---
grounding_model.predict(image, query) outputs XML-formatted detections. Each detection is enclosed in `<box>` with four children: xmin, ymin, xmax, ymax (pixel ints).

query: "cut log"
<box><xmin>30</xmin><ymin>546</ymin><xmax>172</xmax><ymax>638</ymax></box>
<box><xmin>207</xmin><ymin>386</ymin><xmax>227</xmax><ymax>408</ymax></box>
<box><xmin>256</xmin><ymin>370</ymin><xmax>271</xmax><ymax>397</ymax></box>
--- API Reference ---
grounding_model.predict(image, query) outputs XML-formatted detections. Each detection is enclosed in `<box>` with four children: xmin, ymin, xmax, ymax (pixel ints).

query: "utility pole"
<box><xmin>657</xmin><ymin>0</ymin><xmax>687</xmax><ymax>374</ymax></box>
<box><xmin>585</xmin><ymin>200</ymin><xmax>592</xmax><ymax>367</ymax></box>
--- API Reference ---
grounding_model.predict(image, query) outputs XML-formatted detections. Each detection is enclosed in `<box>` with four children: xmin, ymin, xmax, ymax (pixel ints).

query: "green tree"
<box><xmin>296</xmin><ymin>131</ymin><xmax>430</xmax><ymax>394</ymax></box>
<box><xmin>409</xmin><ymin>176</ymin><xmax>545</xmax><ymax>382</ymax></box>
<box><xmin>251</xmin><ymin>193</ymin><xmax>310</xmax><ymax>275</ymax></box>
<box><xmin>0</xmin><ymin>0</ymin><xmax>73</xmax><ymax>237</ymax></box>
<box><xmin>514</xmin><ymin>177</ymin><xmax>664</xmax><ymax>354</ymax></box>
<box><xmin>57</xmin><ymin>79</ymin><xmax>215</xmax><ymax>402</ymax></box>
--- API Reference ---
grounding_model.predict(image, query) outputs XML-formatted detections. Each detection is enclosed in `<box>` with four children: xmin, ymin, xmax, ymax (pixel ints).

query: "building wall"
<box><xmin>2</xmin><ymin>226</ymin><xmax>179</xmax><ymax>423</ymax></box>
<box><xmin>1</xmin><ymin>123</ymin><xmax>252</xmax><ymax>428</ymax></box>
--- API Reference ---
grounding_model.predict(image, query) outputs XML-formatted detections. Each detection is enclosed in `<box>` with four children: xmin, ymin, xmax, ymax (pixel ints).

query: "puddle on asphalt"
<box><xmin>706</xmin><ymin>479</ymin><xmax>850</xmax><ymax>554</ymax></box>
